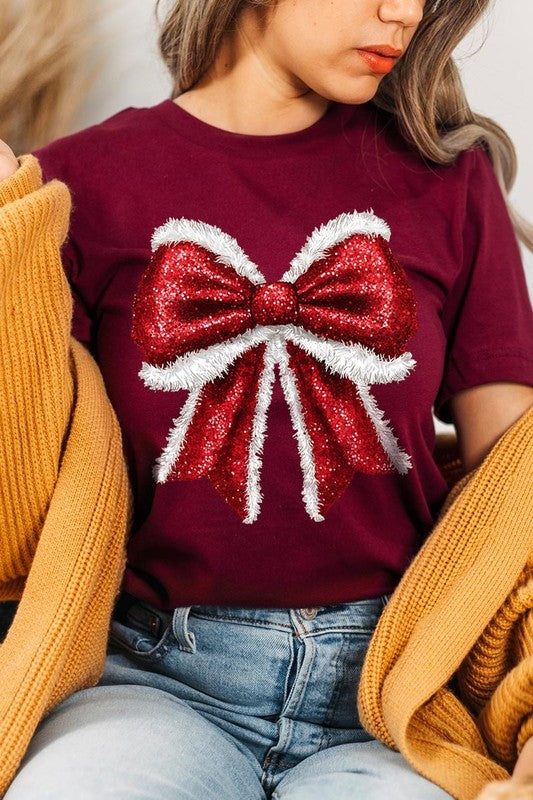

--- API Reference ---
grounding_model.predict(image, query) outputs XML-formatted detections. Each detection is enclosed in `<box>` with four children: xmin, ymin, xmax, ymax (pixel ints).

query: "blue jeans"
<box><xmin>6</xmin><ymin>593</ymin><xmax>451</xmax><ymax>799</ymax></box>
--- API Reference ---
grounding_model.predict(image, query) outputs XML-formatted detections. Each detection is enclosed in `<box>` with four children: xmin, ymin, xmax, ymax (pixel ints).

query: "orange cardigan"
<box><xmin>0</xmin><ymin>155</ymin><xmax>531</xmax><ymax>800</ymax></box>
<box><xmin>0</xmin><ymin>156</ymin><xmax>131</xmax><ymax>795</ymax></box>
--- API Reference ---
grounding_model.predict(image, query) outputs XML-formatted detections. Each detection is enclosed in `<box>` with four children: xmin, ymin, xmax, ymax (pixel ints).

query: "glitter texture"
<box><xmin>294</xmin><ymin>234</ymin><xmax>417</xmax><ymax>358</ymax></box>
<box><xmin>131</xmin><ymin>213</ymin><xmax>418</xmax><ymax>523</ymax></box>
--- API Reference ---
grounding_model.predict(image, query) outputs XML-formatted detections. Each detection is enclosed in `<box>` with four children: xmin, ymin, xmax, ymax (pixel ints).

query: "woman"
<box><xmin>0</xmin><ymin>0</ymin><xmax>532</xmax><ymax>797</ymax></box>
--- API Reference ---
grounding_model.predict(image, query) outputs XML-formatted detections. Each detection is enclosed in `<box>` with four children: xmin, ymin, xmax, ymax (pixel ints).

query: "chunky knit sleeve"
<box><xmin>0</xmin><ymin>155</ymin><xmax>131</xmax><ymax>796</ymax></box>
<box><xmin>457</xmin><ymin>556</ymin><xmax>533</xmax><ymax>768</ymax></box>
<box><xmin>0</xmin><ymin>154</ymin><xmax>73</xmax><ymax>590</ymax></box>
<box><xmin>0</xmin><ymin>155</ymin><xmax>44</xmax><ymax>204</ymax></box>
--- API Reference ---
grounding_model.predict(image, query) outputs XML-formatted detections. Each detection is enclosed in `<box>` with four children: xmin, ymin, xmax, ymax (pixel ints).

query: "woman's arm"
<box><xmin>450</xmin><ymin>382</ymin><xmax>533</xmax><ymax>472</ymax></box>
<box><xmin>476</xmin><ymin>745</ymin><xmax>533</xmax><ymax>799</ymax></box>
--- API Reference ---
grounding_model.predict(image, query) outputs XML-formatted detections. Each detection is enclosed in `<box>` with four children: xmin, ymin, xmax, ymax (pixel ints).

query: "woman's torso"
<box><xmin>32</xmin><ymin>99</ymin><xmax>532</xmax><ymax>610</ymax></box>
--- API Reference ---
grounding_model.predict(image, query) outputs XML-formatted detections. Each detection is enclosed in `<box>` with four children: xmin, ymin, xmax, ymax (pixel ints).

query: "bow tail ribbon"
<box><xmin>152</xmin><ymin>336</ymin><xmax>412</xmax><ymax>524</ymax></box>
<box><xmin>155</xmin><ymin>343</ymin><xmax>274</xmax><ymax>523</ymax></box>
<box><xmin>280</xmin><ymin>341</ymin><xmax>410</xmax><ymax>520</ymax></box>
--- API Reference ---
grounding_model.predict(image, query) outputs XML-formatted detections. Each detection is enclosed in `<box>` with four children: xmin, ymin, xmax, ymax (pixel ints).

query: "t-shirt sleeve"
<box><xmin>433</xmin><ymin>146</ymin><xmax>533</xmax><ymax>424</ymax></box>
<box><xmin>31</xmin><ymin>143</ymin><xmax>95</xmax><ymax>353</ymax></box>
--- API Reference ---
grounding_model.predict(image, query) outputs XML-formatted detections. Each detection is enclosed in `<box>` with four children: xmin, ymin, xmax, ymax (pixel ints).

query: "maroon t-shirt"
<box><xmin>33</xmin><ymin>99</ymin><xmax>533</xmax><ymax>610</ymax></box>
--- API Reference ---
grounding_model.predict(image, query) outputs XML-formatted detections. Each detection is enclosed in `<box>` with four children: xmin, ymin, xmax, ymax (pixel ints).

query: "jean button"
<box><xmin>299</xmin><ymin>608</ymin><xmax>319</xmax><ymax>620</ymax></box>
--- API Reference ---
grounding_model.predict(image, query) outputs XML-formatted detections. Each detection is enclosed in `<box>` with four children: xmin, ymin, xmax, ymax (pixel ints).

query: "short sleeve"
<box><xmin>55</xmin><ymin>235</ymin><xmax>94</xmax><ymax>352</ymax></box>
<box><xmin>434</xmin><ymin>146</ymin><xmax>533</xmax><ymax>424</ymax></box>
<box><xmin>31</xmin><ymin>144</ymin><xmax>95</xmax><ymax>353</ymax></box>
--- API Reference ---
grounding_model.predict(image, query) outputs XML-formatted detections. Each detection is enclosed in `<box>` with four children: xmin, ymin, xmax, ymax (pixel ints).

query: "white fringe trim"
<box><xmin>140</xmin><ymin>324</ymin><xmax>416</xmax><ymax>394</ymax></box>
<box><xmin>154</xmin><ymin>386</ymin><xmax>203</xmax><ymax>483</ymax></box>
<box><xmin>243</xmin><ymin>340</ymin><xmax>278</xmax><ymax>524</ymax></box>
<box><xmin>151</xmin><ymin>217</ymin><xmax>265</xmax><ymax>285</ymax></box>
<box><xmin>283</xmin><ymin>325</ymin><xmax>416</xmax><ymax>385</ymax></box>
<box><xmin>356</xmin><ymin>383</ymin><xmax>412</xmax><ymax>474</ymax></box>
<box><xmin>153</xmin><ymin>341</ymin><xmax>277</xmax><ymax>523</ymax></box>
<box><xmin>282</xmin><ymin>210</ymin><xmax>390</xmax><ymax>283</ymax></box>
<box><xmin>275</xmin><ymin>338</ymin><xmax>324</xmax><ymax>522</ymax></box>
<box><xmin>144</xmin><ymin>212</ymin><xmax>414</xmax><ymax>513</ymax></box>
<box><xmin>139</xmin><ymin>327</ymin><xmax>274</xmax><ymax>392</ymax></box>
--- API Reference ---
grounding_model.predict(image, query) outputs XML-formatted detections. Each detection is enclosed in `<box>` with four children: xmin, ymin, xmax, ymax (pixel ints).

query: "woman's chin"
<box><xmin>314</xmin><ymin>76</ymin><xmax>383</xmax><ymax>106</ymax></box>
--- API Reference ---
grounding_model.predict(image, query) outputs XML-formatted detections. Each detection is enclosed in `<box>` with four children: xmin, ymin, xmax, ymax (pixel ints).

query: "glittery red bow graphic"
<box><xmin>132</xmin><ymin>211</ymin><xmax>418</xmax><ymax>523</ymax></box>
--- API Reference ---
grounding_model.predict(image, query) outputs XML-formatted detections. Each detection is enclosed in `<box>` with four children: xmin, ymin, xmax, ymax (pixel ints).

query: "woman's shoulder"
<box><xmin>347</xmin><ymin>102</ymin><xmax>501</xmax><ymax>219</ymax></box>
<box><xmin>31</xmin><ymin>100</ymin><xmax>171</xmax><ymax>186</ymax></box>
<box><xmin>344</xmin><ymin>100</ymin><xmax>492</xmax><ymax>181</ymax></box>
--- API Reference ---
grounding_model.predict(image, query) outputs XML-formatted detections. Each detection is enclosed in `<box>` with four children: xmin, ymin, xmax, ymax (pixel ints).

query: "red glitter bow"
<box><xmin>132</xmin><ymin>212</ymin><xmax>418</xmax><ymax>523</ymax></box>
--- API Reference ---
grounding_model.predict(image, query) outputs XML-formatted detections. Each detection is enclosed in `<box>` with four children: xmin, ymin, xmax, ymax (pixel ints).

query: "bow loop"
<box><xmin>132</xmin><ymin>240</ymin><xmax>255</xmax><ymax>366</ymax></box>
<box><xmin>293</xmin><ymin>233</ymin><xmax>417</xmax><ymax>358</ymax></box>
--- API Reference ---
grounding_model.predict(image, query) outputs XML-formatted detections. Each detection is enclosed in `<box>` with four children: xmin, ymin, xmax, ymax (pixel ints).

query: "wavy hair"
<box><xmin>156</xmin><ymin>0</ymin><xmax>532</xmax><ymax>251</ymax></box>
<box><xmin>0</xmin><ymin>0</ymin><xmax>94</xmax><ymax>154</ymax></box>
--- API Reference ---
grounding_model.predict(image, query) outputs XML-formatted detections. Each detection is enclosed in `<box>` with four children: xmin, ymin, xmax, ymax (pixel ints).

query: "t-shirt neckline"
<box><xmin>153</xmin><ymin>98</ymin><xmax>354</xmax><ymax>156</ymax></box>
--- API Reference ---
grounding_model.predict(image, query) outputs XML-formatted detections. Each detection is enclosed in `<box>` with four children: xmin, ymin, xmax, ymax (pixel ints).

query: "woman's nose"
<box><xmin>378</xmin><ymin>0</ymin><xmax>425</xmax><ymax>28</ymax></box>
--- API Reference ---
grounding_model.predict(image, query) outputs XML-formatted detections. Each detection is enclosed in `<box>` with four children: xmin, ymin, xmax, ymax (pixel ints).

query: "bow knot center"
<box><xmin>251</xmin><ymin>282</ymin><xmax>299</xmax><ymax>326</ymax></box>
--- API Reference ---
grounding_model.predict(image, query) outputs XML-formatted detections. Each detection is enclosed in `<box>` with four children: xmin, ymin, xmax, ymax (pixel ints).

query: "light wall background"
<box><xmin>74</xmin><ymin>0</ymin><xmax>532</xmax><ymax>287</ymax></box>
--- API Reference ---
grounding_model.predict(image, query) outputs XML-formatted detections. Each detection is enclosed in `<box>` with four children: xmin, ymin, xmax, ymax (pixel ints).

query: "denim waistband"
<box><xmin>113</xmin><ymin>591</ymin><xmax>390</xmax><ymax>640</ymax></box>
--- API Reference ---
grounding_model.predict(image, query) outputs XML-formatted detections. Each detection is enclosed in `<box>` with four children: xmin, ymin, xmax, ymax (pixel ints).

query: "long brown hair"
<box><xmin>0</xmin><ymin>0</ymin><xmax>94</xmax><ymax>154</ymax></box>
<box><xmin>156</xmin><ymin>0</ymin><xmax>532</xmax><ymax>250</ymax></box>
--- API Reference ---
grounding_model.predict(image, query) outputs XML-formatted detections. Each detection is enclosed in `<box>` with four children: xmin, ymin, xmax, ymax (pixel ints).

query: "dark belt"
<box><xmin>112</xmin><ymin>591</ymin><xmax>172</xmax><ymax>638</ymax></box>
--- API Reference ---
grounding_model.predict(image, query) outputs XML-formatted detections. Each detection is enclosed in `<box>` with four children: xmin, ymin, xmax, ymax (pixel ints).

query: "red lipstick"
<box><xmin>356</xmin><ymin>44</ymin><xmax>403</xmax><ymax>75</ymax></box>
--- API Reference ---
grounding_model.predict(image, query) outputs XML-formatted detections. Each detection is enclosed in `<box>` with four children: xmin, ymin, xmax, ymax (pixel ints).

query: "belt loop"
<box><xmin>171</xmin><ymin>606</ymin><xmax>196</xmax><ymax>653</ymax></box>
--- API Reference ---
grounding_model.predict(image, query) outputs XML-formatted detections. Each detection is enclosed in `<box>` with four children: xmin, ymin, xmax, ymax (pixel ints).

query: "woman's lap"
<box><xmin>5</xmin><ymin>683</ymin><xmax>266</xmax><ymax>800</ymax></box>
<box><xmin>5</xmin><ymin>596</ymin><xmax>452</xmax><ymax>799</ymax></box>
<box><xmin>5</xmin><ymin>684</ymin><xmax>450</xmax><ymax>800</ymax></box>
<box><xmin>272</xmin><ymin>740</ymin><xmax>451</xmax><ymax>799</ymax></box>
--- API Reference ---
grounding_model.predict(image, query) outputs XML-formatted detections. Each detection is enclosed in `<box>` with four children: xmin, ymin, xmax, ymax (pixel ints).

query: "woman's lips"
<box><xmin>356</xmin><ymin>48</ymin><xmax>400</xmax><ymax>75</ymax></box>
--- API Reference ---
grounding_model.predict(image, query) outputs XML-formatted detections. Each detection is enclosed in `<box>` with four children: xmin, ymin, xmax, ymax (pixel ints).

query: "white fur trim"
<box><xmin>154</xmin><ymin>386</ymin><xmax>203</xmax><ymax>483</ymax></box>
<box><xmin>275</xmin><ymin>338</ymin><xmax>324</xmax><ymax>522</ymax></box>
<box><xmin>282</xmin><ymin>210</ymin><xmax>391</xmax><ymax>283</ymax></box>
<box><xmin>139</xmin><ymin>327</ymin><xmax>274</xmax><ymax>392</ymax></box>
<box><xmin>151</xmin><ymin>217</ymin><xmax>265</xmax><ymax>285</ymax></box>
<box><xmin>356</xmin><ymin>383</ymin><xmax>412</xmax><ymax>474</ymax></box>
<box><xmin>283</xmin><ymin>325</ymin><xmax>416</xmax><ymax>385</ymax></box>
<box><xmin>243</xmin><ymin>340</ymin><xmax>278</xmax><ymax>524</ymax></box>
<box><xmin>140</xmin><ymin>325</ymin><xmax>416</xmax><ymax>393</ymax></box>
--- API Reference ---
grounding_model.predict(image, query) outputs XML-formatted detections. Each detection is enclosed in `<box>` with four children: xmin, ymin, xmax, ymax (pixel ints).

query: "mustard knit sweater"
<box><xmin>0</xmin><ymin>155</ymin><xmax>531</xmax><ymax>800</ymax></box>
<box><xmin>0</xmin><ymin>156</ymin><xmax>131</xmax><ymax>795</ymax></box>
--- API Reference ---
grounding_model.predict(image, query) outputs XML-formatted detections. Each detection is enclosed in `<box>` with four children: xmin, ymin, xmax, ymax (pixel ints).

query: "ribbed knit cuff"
<box><xmin>0</xmin><ymin>154</ymin><xmax>42</xmax><ymax>208</ymax></box>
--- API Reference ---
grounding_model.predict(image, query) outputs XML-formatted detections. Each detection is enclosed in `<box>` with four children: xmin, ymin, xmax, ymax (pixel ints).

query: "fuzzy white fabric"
<box><xmin>151</xmin><ymin>217</ymin><xmax>265</xmax><ymax>284</ymax></box>
<box><xmin>144</xmin><ymin>328</ymin><xmax>414</xmax><ymax>520</ymax></box>
<box><xmin>155</xmin><ymin>385</ymin><xmax>203</xmax><ymax>483</ymax></box>
<box><xmin>276</xmin><ymin>338</ymin><xmax>324</xmax><ymax>521</ymax></box>
<box><xmin>241</xmin><ymin>339</ymin><xmax>278</xmax><ymax>523</ymax></box>
<box><xmin>283</xmin><ymin>209</ymin><xmax>390</xmax><ymax>283</ymax></box>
